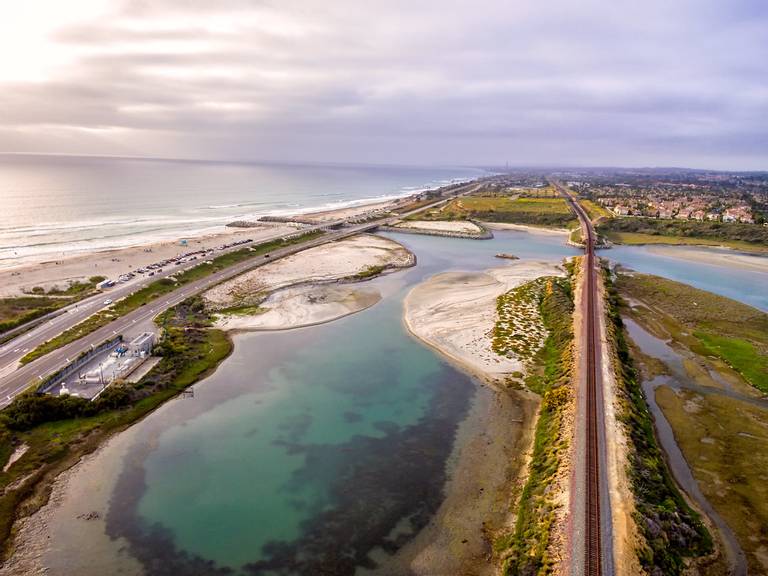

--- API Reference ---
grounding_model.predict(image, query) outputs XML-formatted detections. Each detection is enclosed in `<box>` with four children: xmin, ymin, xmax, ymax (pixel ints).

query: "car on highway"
<box><xmin>103</xmin><ymin>299</ymin><xmax>113</xmax><ymax>305</ymax></box>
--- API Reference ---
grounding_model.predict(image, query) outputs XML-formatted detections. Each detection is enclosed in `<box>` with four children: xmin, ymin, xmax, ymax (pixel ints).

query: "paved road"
<box><xmin>551</xmin><ymin>179</ymin><xmax>612</xmax><ymax>576</ymax></box>
<box><xmin>0</xmin><ymin>181</ymin><xmax>483</xmax><ymax>408</ymax></box>
<box><xmin>0</xmin><ymin>231</ymin><xmax>298</xmax><ymax>375</ymax></box>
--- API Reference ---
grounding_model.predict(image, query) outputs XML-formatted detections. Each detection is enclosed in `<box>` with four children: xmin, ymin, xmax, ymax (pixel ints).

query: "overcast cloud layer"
<box><xmin>0</xmin><ymin>0</ymin><xmax>766</xmax><ymax>169</ymax></box>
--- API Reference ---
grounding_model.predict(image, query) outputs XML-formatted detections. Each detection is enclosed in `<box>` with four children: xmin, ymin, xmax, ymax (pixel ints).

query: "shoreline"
<box><xmin>388</xmin><ymin>261</ymin><xmax>565</xmax><ymax>574</ymax></box>
<box><xmin>366</xmin><ymin>380</ymin><xmax>539</xmax><ymax>576</ymax></box>
<box><xmin>0</xmin><ymin>179</ymin><xmax>473</xmax><ymax>275</ymax></box>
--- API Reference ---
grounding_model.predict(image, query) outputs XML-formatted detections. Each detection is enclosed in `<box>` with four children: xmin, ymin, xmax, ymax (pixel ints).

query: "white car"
<box><xmin>103</xmin><ymin>299</ymin><xmax>113</xmax><ymax>305</ymax></box>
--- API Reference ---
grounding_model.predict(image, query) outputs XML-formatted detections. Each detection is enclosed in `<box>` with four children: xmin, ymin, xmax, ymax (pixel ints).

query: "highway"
<box><xmin>0</xmin><ymin>181</ymin><xmax>482</xmax><ymax>408</ymax></box>
<box><xmin>551</xmin><ymin>179</ymin><xmax>612</xmax><ymax>576</ymax></box>
<box><xmin>0</xmin><ymin>231</ymin><xmax>298</xmax><ymax>375</ymax></box>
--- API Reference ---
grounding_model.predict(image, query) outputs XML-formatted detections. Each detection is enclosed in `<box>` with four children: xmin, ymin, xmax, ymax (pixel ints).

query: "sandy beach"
<box><xmin>0</xmin><ymin>225</ymin><xmax>295</xmax><ymax>297</ymax></box>
<box><xmin>404</xmin><ymin>260</ymin><xmax>565</xmax><ymax>380</ymax></box>
<box><xmin>0</xmin><ymin>197</ymin><xmax>407</xmax><ymax>298</ymax></box>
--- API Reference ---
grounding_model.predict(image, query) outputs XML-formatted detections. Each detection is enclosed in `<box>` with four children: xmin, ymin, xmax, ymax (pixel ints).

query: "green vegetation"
<box><xmin>500</xmin><ymin>267</ymin><xmax>575</xmax><ymax>575</ymax></box>
<box><xmin>0</xmin><ymin>296</ymin><xmax>232</xmax><ymax>558</ymax></box>
<box><xmin>353</xmin><ymin>264</ymin><xmax>386</xmax><ymax>279</ymax></box>
<box><xmin>695</xmin><ymin>333</ymin><xmax>768</xmax><ymax>392</ymax></box>
<box><xmin>604</xmin><ymin>269</ymin><xmax>712</xmax><ymax>574</ymax></box>
<box><xmin>599</xmin><ymin>217</ymin><xmax>768</xmax><ymax>251</ymax></box>
<box><xmin>19</xmin><ymin>231</ymin><xmax>323</xmax><ymax>365</ymax></box>
<box><xmin>0</xmin><ymin>277</ymin><xmax>107</xmax><ymax>335</ymax></box>
<box><xmin>215</xmin><ymin>304</ymin><xmax>267</xmax><ymax>316</ymax></box>
<box><xmin>617</xmin><ymin>273</ymin><xmax>768</xmax><ymax>393</ymax></box>
<box><xmin>580</xmin><ymin>199</ymin><xmax>612</xmax><ymax>222</ymax></box>
<box><xmin>569</xmin><ymin>227</ymin><xmax>583</xmax><ymax>245</ymax></box>
<box><xmin>0</xmin><ymin>296</ymin><xmax>63</xmax><ymax>334</ymax></box>
<box><xmin>492</xmin><ymin>277</ymin><xmax>551</xmax><ymax>364</ymax></box>
<box><xmin>413</xmin><ymin>193</ymin><xmax>578</xmax><ymax>228</ymax></box>
<box><xmin>619</xmin><ymin>271</ymin><xmax>768</xmax><ymax>572</ymax></box>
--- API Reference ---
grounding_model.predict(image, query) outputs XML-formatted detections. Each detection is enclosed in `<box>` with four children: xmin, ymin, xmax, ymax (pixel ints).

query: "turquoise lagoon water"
<box><xmin>101</xmin><ymin>230</ymin><xmax>580</xmax><ymax>576</ymax></box>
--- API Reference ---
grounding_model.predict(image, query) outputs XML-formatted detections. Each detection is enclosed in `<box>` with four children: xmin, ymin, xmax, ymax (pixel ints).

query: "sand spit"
<box><xmin>217</xmin><ymin>284</ymin><xmax>382</xmax><ymax>331</ymax></box>
<box><xmin>0</xmin><ymin>226</ymin><xmax>295</xmax><ymax>297</ymax></box>
<box><xmin>208</xmin><ymin>234</ymin><xmax>414</xmax><ymax>329</ymax></box>
<box><xmin>647</xmin><ymin>245</ymin><xmax>768</xmax><ymax>273</ymax></box>
<box><xmin>484</xmin><ymin>222</ymin><xmax>571</xmax><ymax>236</ymax></box>
<box><xmin>404</xmin><ymin>260</ymin><xmax>564</xmax><ymax>381</ymax></box>
<box><xmin>395</xmin><ymin>220</ymin><xmax>484</xmax><ymax>235</ymax></box>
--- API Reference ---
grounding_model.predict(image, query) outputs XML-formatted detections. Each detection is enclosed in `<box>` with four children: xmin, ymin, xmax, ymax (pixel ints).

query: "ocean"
<box><xmin>0</xmin><ymin>155</ymin><xmax>485</xmax><ymax>268</ymax></box>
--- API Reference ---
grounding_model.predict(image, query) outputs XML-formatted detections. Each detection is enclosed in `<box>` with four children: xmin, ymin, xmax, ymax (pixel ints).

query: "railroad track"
<box><xmin>584</xmin><ymin>215</ymin><xmax>602</xmax><ymax>576</ymax></box>
<box><xmin>550</xmin><ymin>179</ymin><xmax>603</xmax><ymax>576</ymax></box>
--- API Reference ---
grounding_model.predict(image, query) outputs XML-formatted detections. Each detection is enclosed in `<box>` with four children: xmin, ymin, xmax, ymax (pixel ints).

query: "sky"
<box><xmin>0</xmin><ymin>0</ymin><xmax>766</xmax><ymax>170</ymax></box>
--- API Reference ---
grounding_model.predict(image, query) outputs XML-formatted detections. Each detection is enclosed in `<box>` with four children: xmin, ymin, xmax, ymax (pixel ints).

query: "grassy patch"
<box><xmin>0</xmin><ymin>296</ymin><xmax>64</xmax><ymax>334</ymax></box>
<box><xmin>695</xmin><ymin>333</ymin><xmax>768</xmax><ymax>394</ymax></box>
<box><xmin>501</xmin><ymin>269</ymin><xmax>575</xmax><ymax>575</ymax></box>
<box><xmin>605</xmin><ymin>269</ymin><xmax>712</xmax><ymax>574</ymax></box>
<box><xmin>216</xmin><ymin>304</ymin><xmax>267</xmax><ymax>316</ymax></box>
<box><xmin>353</xmin><ymin>264</ymin><xmax>386</xmax><ymax>279</ymax></box>
<box><xmin>19</xmin><ymin>231</ymin><xmax>323</xmax><ymax>364</ymax></box>
<box><xmin>581</xmin><ymin>199</ymin><xmax>612</xmax><ymax>222</ymax></box>
<box><xmin>492</xmin><ymin>277</ymin><xmax>552</xmax><ymax>364</ymax></box>
<box><xmin>0</xmin><ymin>297</ymin><xmax>232</xmax><ymax>558</ymax></box>
<box><xmin>0</xmin><ymin>277</ymin><xmax>107</xmax><ymax>335</ymax></box>
<box><xmin>413</xmin><ymin>193</ymin><xmax>577</xmax><ymax>228</ymax></box>
<box><xmin>599</xmin><ymin>218</ymin><xmax>768</xmax><ymax>251</ymax></box>
<box><xmin>617</xmin><ymin>273</ymin><xmax>768</xmax><ymax>393</ymax></box>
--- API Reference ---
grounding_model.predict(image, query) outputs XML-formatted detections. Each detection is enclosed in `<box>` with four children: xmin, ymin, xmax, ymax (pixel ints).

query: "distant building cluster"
<box><xmin>567</xmin><ymin>173</ymin><xmax>767</xmax><ymax>224</ymax></box>
<box><xmin>596</xmin><ymin>195</ymin><xmax>755</xmax><ymax>223</ymax></box>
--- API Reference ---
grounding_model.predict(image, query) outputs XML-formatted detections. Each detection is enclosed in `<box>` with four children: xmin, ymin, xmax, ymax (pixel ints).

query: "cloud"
<box><xmin>0</xmin><ymin>0</ymin><xmax>766</xmax><ymax>169</ymax></box>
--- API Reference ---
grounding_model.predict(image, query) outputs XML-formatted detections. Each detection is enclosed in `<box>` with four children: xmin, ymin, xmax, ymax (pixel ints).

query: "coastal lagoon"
<box><xmin>30</xmin><ymin>235</ymin><xmax>767</xmax><ymax>576</ymax></box>
<box><xmin>40</xmin><ymin>230</ymin><xmax>578</xmax><ymax>576</ymax></box>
